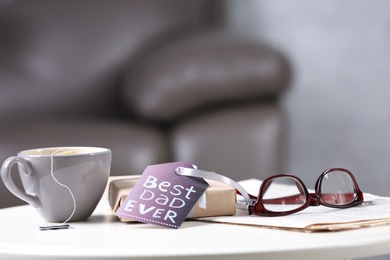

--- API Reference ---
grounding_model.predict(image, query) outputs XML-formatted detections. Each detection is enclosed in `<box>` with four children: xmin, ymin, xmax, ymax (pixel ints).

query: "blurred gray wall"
<box><xmin>226</xmin><ymin>1</ymin><xmax>390</xmax><ymax>259</ymax></box>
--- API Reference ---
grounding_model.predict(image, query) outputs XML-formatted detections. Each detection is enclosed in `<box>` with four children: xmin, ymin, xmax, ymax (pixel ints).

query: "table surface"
<box><xmin>1</xmin><ymin>201</ymin><xmax>390</xmax><ymax>260</ymax></box>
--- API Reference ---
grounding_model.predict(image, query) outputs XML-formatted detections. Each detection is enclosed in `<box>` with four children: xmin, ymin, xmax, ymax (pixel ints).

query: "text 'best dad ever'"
<box><xmin>122</xmin><ymin>175</ymin><xmax>198</xmax><ymax>224</ymax></box>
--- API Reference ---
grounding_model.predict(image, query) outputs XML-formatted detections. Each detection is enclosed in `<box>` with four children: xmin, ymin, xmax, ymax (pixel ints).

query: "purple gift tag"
<box><xmin>115</xmin><ymin>162</ymin><xmax>209</xmax><ymax>229</ymax></box>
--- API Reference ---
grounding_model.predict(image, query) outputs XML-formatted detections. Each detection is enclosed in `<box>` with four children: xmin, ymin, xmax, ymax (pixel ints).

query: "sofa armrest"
<box><xmin>122</xmin><ymin>31</ymin><xmax>291</xmax><ymax>121</ymax></box>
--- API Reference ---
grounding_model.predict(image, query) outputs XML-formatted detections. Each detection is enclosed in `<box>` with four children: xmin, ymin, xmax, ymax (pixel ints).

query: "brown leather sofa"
<box><xmin>0</xmin><ymin>0</ymin><xmax>291</xmax><ymax>208</ymax></box>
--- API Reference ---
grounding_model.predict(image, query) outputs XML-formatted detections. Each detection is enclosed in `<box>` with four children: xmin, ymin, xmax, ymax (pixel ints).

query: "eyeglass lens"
<box><xmin>320</xmin><ymin>170</ymin><xmax>357</xmax><ymax>205</ymax></box>
<box><xmin>262</xmin><ymin>176</ymin><xmax>307</xmax><ymax>213</ymax></box>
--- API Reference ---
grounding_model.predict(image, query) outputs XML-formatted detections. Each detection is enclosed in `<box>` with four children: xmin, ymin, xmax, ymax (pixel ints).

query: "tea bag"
<box><xmin>39</xmin><ymin>223</ymin><xmax>71</xmax><ymax>231</ymax></box>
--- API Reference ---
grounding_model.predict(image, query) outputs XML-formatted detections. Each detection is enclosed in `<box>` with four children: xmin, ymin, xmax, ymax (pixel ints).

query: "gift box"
<box><xmin>105</xmin><ymin>175</ymin><xmax>236</xmax><ymax>222</ymax></box>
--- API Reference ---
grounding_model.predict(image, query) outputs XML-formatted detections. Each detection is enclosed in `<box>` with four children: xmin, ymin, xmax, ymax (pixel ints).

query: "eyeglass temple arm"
<box><xmin>175</xmin><ymin>166</ymin><xmax>253</xmax><ymax>206</ymax></box>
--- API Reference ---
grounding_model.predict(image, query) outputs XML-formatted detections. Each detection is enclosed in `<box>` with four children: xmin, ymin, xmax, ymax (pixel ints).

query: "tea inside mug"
<box><xmin>20</xmin><ymin>147</ymin><xmax>108</xmax><ymax>156</ymax></box>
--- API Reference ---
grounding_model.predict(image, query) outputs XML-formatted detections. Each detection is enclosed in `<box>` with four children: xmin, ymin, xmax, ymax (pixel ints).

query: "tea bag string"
<box><xmin>50</xmin><ymin>149</ymin><xmax>76</xmax><ymax>224</ymax></box>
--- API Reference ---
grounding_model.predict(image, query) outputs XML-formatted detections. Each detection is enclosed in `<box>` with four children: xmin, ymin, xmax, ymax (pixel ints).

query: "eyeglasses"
<box><xmin>248</xmin><ymin>168</ymin><xmax>364</xmax><ymax>216</ymax></box>
<box><xmin>175</xmin><ymin>167</ymin><xmax>364</xmax><ymax>217</ymax></box>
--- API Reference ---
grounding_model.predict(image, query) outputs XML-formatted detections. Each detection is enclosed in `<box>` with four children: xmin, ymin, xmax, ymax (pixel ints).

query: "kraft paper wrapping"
<box><xmin>105</xmin><ymin>175</ymin><xmax>236</xmax><ymax>222</ymax></box>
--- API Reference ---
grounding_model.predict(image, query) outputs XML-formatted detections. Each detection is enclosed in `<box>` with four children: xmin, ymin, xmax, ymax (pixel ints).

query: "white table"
<box><xmin>1</xmin><ymin>201</ymin><xmax>390</xmax><ymax>260</ymax></box>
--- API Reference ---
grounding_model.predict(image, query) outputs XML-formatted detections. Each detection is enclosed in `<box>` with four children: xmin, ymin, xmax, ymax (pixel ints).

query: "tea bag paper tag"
<box><xmin>115</xmin><ymin>162</ymin><xmax>209</xmax><ymax>229</ymax></box>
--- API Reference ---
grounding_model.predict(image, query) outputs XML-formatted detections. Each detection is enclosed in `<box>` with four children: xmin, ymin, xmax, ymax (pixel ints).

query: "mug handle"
<box><xmin>1</xmin><ymin>156</ymin><xmax>40</xmax><ymax>208</ymax></box>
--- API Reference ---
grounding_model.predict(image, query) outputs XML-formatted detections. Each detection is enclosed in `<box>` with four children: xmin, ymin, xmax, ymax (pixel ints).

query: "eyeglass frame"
<box><xmin>248</xmin><ymin>168</ymin><xmax>364</xmax><ymax>217</ymax></box>
<box><xmin>175</xmin><ymin>166</ymin><xmax>364</xmax><ymax>217</ymax></box>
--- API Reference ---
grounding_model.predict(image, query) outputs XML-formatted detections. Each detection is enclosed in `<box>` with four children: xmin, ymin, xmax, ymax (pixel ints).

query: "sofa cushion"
<box><xmin>171</xmin><ymin>102</ymin><xmax>284</xmax><ymax>181</ymax></box>
<box><xmin>123</xmin><ymin>32</ymin><xmax>291</xmax><ymax>121</ymax></box>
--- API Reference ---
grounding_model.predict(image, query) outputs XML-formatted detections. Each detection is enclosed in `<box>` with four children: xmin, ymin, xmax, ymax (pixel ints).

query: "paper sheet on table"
<box><xmin>194</xmin><ymin>179</ymin><xmax>390</xmax><ymax>232</ymax></box>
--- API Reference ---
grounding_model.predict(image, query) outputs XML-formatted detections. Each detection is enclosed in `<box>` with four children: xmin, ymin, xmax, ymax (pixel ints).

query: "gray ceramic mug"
<box><xmin>1</xmin><ymin>147</ymin><xmax>111</xmax><ymax>222</ymax></box>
